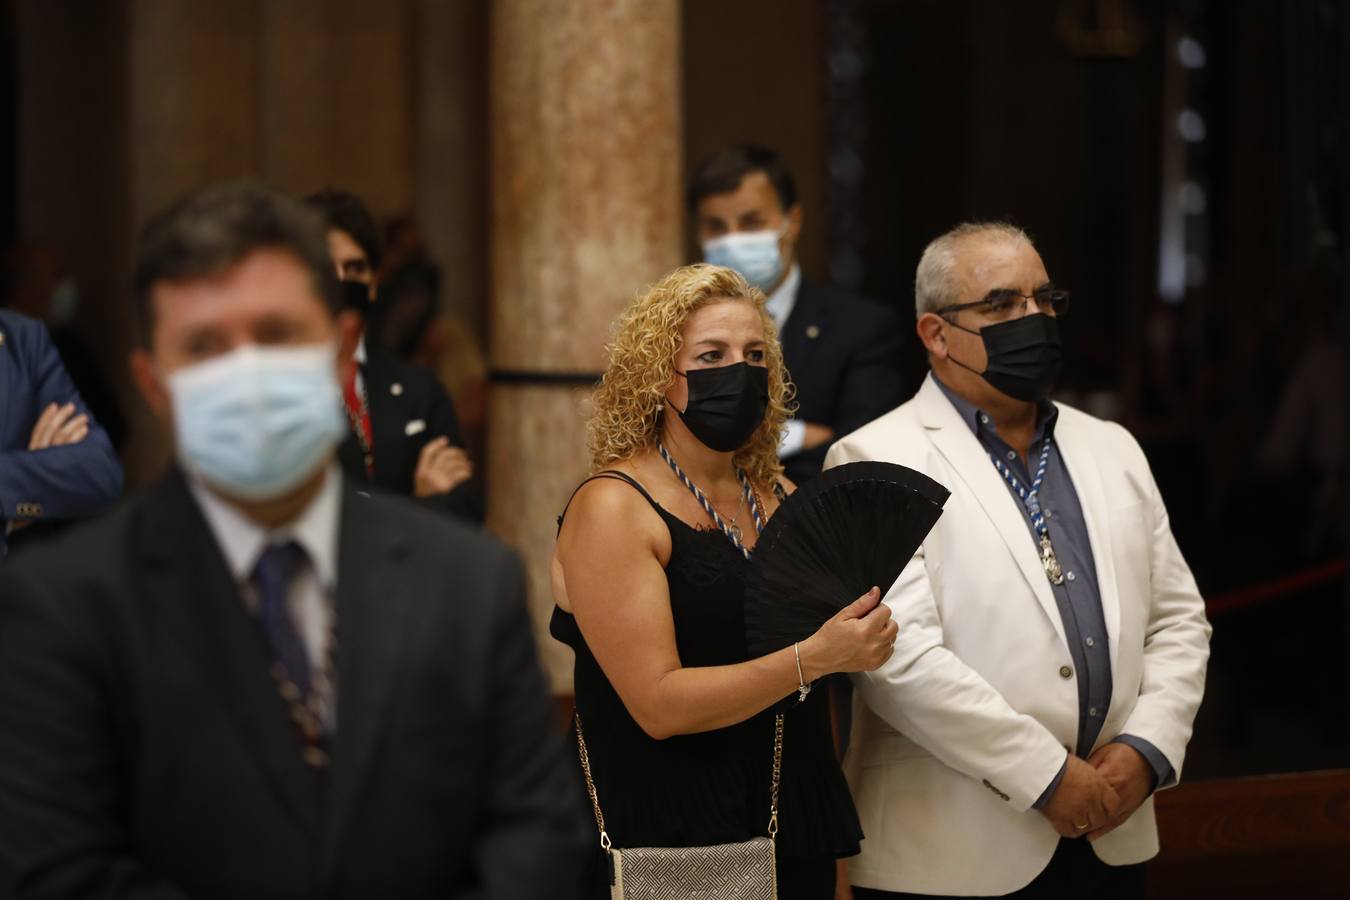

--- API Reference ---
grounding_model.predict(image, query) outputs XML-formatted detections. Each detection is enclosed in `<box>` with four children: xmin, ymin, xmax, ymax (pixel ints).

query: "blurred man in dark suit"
<box><xmin>305</xmin><ymin>189</ymin><xmax>483</xmax><ymax>522</ymax></box>
<box><xmin>3</xmin><ymin>243</ymin><xmax>128</xmax><ymax>450</ymax></box>
<box><xmin>0</xmin><ymin>307</ymin><xmax>122</xmax><ymax>559</ymax></box>
<box><xmin>0</xmin><ymin>182</ymin><xmax>586</xmax><ymax>899</ymax></box>
<box><xmin>690</xmin><ymin>144</ymin><xmax>904</xmax><ymax>485</ymax></box>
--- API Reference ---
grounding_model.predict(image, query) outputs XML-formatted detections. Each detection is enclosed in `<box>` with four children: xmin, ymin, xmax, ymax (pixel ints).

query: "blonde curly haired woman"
<box><xmin>551</xmin><ymin>264</ymin><xmax>896</xmax><ymax>899</ymax></box>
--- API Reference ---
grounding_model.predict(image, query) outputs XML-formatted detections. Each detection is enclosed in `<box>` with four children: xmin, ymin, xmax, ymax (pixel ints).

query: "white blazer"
<box><xmin>826</xmin><ymin>374</ymin><xmax>1211</xmax><ymax>896</ymax></box>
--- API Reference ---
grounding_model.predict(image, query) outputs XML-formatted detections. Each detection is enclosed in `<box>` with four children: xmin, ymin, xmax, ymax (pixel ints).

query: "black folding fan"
<box><xmin>743</xmin><ymin>461</ymin><xmax>950</xmax><ymax>658</ymax></box>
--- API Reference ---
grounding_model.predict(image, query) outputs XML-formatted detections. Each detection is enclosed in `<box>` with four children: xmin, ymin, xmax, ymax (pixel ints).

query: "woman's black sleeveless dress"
<box><xmin>551</xmin><ymin>472</ymin><xmax>862</xmax><ymax>900</ymax></box>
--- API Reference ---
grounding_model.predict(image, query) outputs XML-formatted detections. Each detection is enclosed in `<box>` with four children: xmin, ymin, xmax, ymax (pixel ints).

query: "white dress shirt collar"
<box><xmin>187</xmin><ymin>464</ymin><xmax>342</xmax><ymax>591</ymax></box>
<box><xmin>765</xmin><ymin>264</ymin><xmax>807</xmax><ymax>458</ymax></box>
<box><xmin>764</xmin><ymin>263</ymin><xmax>802</xmax><ymax>334</ymax></box>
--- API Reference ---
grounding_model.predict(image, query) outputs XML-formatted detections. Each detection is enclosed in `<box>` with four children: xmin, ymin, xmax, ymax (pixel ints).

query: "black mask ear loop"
<box><xmin>939</xmin><ymin>314</ymin><xmax>985</xmax><ymax>378</ymax></box>
<box><xmin>665</xmin><ymin>369</ymin><xmax>689</xmax><ymax>415</ymax></box>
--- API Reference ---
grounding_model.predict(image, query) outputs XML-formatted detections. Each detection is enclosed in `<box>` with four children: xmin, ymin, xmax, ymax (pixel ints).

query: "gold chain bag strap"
<box><xmin>575</xmin><ymin>712</ymin><xmax>783</xmax><ymax>900</ymax></box>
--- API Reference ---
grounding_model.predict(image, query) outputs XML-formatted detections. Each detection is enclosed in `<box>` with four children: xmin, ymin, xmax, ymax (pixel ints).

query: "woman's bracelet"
<box><xmin>793</xmin><ymin>642</ymin><xmax>811</xmax><ymax>703</ymax></box>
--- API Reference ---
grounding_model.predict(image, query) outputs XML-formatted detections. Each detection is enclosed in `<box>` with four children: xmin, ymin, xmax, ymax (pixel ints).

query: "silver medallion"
<box><xmin>1040</xmin><ymin>534</ymin><xmax>1065</xmax><ymax>586</ymax></box>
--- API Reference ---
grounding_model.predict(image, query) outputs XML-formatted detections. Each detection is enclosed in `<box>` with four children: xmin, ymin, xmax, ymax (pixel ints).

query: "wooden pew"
<box><xmin>1151</xmin><ymin>769</ymin><xmax>1350</xmax><ymax>898</ymax></box>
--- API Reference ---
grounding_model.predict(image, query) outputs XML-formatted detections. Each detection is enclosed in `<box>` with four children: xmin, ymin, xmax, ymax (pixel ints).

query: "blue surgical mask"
<box><xmin>702</xmin><ymin>224</ymin><xmax>788</xmax><ymax>292</ymax></box>
<box><xmin>167</xmin><ymin>343</ymin><xmax>348</xmax><ymax>501</ymax></box>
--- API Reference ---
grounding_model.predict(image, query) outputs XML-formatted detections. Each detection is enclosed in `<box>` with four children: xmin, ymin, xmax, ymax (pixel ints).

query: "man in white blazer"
<box><xmin>827</xmin><ymin>222</ymin><xmax>1211</xmax><ymax>899</ymax></box>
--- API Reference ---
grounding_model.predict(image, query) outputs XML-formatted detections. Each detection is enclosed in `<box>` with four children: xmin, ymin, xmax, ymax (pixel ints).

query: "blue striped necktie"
<box><xmin>251</xmin><ymin>540</ymin><xmax>312</xmax><ymax>697</ymax></box>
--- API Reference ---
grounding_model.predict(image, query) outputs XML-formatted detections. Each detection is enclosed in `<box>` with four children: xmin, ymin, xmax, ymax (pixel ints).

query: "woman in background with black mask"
<box><xmin>551</xmin><ymin>264</ymin><xmax>896</xmax><ymax>899</ymax></box>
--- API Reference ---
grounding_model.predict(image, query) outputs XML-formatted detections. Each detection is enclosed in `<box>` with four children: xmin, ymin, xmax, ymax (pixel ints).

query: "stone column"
<box><xmin>487</xmin><ymin>0</ymin><xmax>683</xmax><ymax>690</ymax></box>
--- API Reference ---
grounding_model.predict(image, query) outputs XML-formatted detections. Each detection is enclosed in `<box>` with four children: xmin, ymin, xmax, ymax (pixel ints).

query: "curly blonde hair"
<box><xmin>587</xmin><ymin>263</ymin><xmax>793</xmax><ymax>487</ymax></box>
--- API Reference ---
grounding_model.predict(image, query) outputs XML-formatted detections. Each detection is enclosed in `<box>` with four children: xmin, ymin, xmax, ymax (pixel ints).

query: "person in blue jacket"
<box><xmin>0</xmin><ymin>308</ymin><xmax>123</xmax><ymax>557</ymax></box>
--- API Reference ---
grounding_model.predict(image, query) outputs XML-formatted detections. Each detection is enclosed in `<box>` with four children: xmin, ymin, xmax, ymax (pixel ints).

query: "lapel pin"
<box><xmin>805</xmin><ymin>324</ymin><xmax>821</xmax><ymax>339</ymax></box>
<box><xmin>390</xmin><ymin>382</ymin><xmax>403</xmax><ymax>396</ymax></box>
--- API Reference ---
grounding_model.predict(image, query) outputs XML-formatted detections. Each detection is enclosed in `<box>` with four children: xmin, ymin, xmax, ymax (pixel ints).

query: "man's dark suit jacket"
<box><xmin>339</xmin><ymin>347</ymin><xmax>484</xmax><ymax>522</ymax></box>
<box><xmin>0</xmin><ymin>309</ymin><xmax>123</xmax><ymax>558</ymax></box>
<box><xmin>0</xmin><ymin>469</ymin><xmax>588</xmax><ymax>899</ymax></box>
<box><xmin>778</xmin><ymin>279</ymin><xmax>904</xmax><ymax>485</ymax></box>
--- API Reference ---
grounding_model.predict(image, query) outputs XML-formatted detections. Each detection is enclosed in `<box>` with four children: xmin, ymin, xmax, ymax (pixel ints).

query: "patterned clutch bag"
<box><xmin>575</xmin><ymin>713</ymin><xmax>784</xmax><ymax>900</ymax></box>
<box><xmin>611</xmin><ymin>837</ymin><xmax>777</xmax><ymax>900</ymax></box>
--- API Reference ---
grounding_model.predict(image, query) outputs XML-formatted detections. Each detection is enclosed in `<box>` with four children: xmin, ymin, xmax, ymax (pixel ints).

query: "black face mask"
<box><xmin>670</xmin><ymin>362</ymin><xmax>770</xmax><ymax>452</ymax></box>
<box><xmin>948</xmin><ymin>314</ymin><xmax>1063</xmax><ymax>402</ymax></box>
<box><xmin>338</xmin><ymin>279</ymin><xmax>373</xmax><ymax>314</ymax></box>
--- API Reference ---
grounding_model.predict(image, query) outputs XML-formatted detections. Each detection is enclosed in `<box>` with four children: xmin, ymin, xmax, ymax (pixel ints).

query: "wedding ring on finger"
<box><xmin>1075</xmin><ymin>822</ymin><xmax>1089</xmax><ymax>831</ymax></box>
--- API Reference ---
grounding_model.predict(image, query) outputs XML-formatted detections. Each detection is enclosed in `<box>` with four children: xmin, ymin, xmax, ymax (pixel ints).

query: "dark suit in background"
<box><xmin>778</xmin><ymin>279</ymin><xmax>904</xmax><ymax>486</ymax></box>
<box><xmin>0</xmin><ymin>309</ymin><xmax>122</xmax><ymax>558</ymax></box>
<box><xmin>338</xmin><ymin>346</ymin><xmax>485</xmax><ymax>522</ymax></box>
<box><xmin>0</xmin><ymin>470</ymin><xmax>586</xmax><ymax>899</ymax></box>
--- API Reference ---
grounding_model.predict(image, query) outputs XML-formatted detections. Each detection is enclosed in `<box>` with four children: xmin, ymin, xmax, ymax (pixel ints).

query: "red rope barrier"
<box><xmin>1204</xmin><ymin>559</ymin><xmax>1347</xmax><ymax>617</ymax></box>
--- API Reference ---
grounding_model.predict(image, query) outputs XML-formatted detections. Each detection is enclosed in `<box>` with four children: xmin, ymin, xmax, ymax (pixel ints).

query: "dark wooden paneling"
<box><xmin>682</xmin><ymin>0</ymin><xmax>826</xmax><ymax>274</ymax></box>
<box><xmin>1150</xmin><ymin>770</ymin><xmax>1350</xmax><ymax>899</ymax></box>
<box><xmin>1</xmin><ymin>0</ymin><xmax>15</xmax><ymax>250</ymax></box>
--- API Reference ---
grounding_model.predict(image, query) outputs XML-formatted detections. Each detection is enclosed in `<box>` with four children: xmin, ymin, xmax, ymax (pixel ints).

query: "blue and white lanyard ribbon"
<box><xmin>657</xmin><ymin>442</ymin><xmax>764</xmax><ymax>559</ymax></box>
<box><xmin>990</xmin><ymin>438</ymin><xmax>1066</xmax><ymax>585</ymax></box>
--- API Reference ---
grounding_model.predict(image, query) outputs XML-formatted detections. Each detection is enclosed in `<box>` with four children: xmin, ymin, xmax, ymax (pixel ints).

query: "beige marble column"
<box><xmin>488</xmin><ymin>0</ymin><xmax>684</xmax><ymax>690</ymax></box>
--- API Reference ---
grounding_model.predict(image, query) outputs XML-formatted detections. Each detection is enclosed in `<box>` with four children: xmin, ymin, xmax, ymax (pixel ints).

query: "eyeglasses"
<box><xmin>340</xmin><ymin>259</ymin><xmax>373</xmax><ymax>280</ymax></box>
<box><xmin>935</xmin><ymin>287</ymin><xmax>1071</xmax><ymax>322</ymax></box>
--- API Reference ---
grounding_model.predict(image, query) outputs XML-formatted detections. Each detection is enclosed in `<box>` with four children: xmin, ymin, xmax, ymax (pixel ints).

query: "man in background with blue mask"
<box><xmin>0</xmin><ymin>182</ymin><xmax>587</xmax><ymax>899</ymax></box>
<box><xmin>689</xmin><ymin>143</ymin><xmax>904</xmax><ymax>486</ymax></box>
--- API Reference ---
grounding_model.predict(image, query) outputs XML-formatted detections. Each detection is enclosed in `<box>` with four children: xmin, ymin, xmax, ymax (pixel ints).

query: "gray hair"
<box><xmin>913</xmin><ymin>221</ymin><xmax>1033</xmax><ymax>317</ymax></box>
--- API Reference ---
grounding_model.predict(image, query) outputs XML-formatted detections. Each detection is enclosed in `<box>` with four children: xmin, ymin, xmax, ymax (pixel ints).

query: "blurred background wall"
<box><xmin>3</xmin><ymin>1</ymin><xmax>1347</xmax><ymax>893</ymax></box>
<box><xmin>10</xmin><ymin>0</ymin><xmax>490</xmax><ymax>485</ymax></box>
